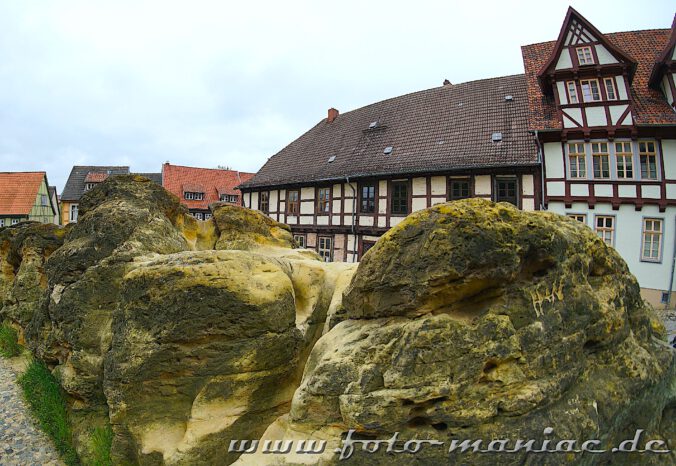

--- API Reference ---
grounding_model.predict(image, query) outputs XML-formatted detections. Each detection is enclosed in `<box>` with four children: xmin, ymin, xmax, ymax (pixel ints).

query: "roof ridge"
<box><xmin>164</xmin><ymin>163</ymin><xmax>251</xmax><ymax>174</ymax></box>
<box><xmin>522</xmin><ymin>27</ymin><xmax>670</xmax><ymax>48</ymax></box>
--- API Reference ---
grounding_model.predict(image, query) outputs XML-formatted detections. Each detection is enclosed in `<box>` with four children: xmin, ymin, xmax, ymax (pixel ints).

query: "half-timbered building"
<box><xmin>239</xmin><ymin>74</ymin><xmax>540</xmax><ymax>262</ymax></box>
<box><xmin>522</xmin><ymin>8</ymin><xmax>676</xmax><ymax>306</ymax></box>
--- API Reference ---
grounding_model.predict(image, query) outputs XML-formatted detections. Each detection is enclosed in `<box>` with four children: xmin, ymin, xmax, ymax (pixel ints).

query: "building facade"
<box><xmin>523</xmin><ymin>8</ymin><xmax>676</xmax><ymax>307</ymax></box>
<box><xmin>161</xmin><ymin>163</ymin><xmax>255</xmax><ymax>219</ymax></box>
<box><xmin>61</xmin><ymin>166</ymin><xmax>161</xmax><ymax>224</ymax></box>
<box><xmin>0</xmin><ymin>172</ymin><xmax>57</xmax><ymax>226</ymax></box>
<box><xmin>240</xmin><ymin>75</ymin><xmax>540</xmax><ymax>262</ymax></box>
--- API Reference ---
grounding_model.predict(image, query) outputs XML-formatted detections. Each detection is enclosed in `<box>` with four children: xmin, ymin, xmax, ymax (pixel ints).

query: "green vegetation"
<box><xmin>0</xmin><ymin>323</ymin><xmax>22</xmax><ymax>358</ymax></box>
<box><xmin>89</xmin><ymin>425</ymin><xmax>113</xmax><ymax>466</ymax></box>
<box><xmin>18</xmin><ymin>359</ymin><xmax>80</xmax><ymax>465</ymax></box>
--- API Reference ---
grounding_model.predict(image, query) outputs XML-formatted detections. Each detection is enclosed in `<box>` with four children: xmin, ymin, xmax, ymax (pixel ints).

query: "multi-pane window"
<box><xmin>567</xmin><ymin>214</ymin><xmax>587</xmax><ymax>223</ymax></box>
<box><xmin>591</xmin><ymin>142</ymin><xmax>610</xmax><ymax>179</ymax></box>
<box><xmin>580</xmin><ymin>79</ymin><xmax>601</xmax><ymax>102</ymax></box>
<box><xmin>639</xmin><ymin>141</ymin><xmax>658</xmax><ymax>180</ymax></box>
<box><xmin>84</xmin><ymin>182</ymin><xmax>97</xmax><ymax>191</ymax></box>
<box><xmin>604</xmin><ymin>78</ymin><xmax>617</xmax><ymax>100</ymax></box>
<box><xmin>614</xmin><ymin>142</ymin><xmax>633</xmax><ymax>179</ymax></box>
<box><xmin>293</xmin><ymin>234</ymin><xmax>306</xmax><ymax>248</ymax></box>
<box><xmin>259</xmin><ymin>191</ymin><xmax>269</xmax><ymax>213</ymax></box>
<box><xmin>567</xmin><ymin>143</ymin><xmax>586</xmax><ymax>178</ymax></box>
<box><xmin>204</xmin><ymin>213</ymin><xmax>212</xmax><ymax>220</ymax></box>
<box><xmin>219</xmin><ymin>194</ymin><xmax>239</xmax><ymax>203</ymax></box>
<box><xmin>641</xmin><ymin>218</ymin><xmax>663</xmax><ymax>262</ymax></box>
<box><xmin>449</xmin><ymin>179</ymin><xmax>471</xmax><ymax>200</ymax></box>
<box><xmin>567</xmin><ymin>81</ymin><xmax>579</xmax><ymax>104</ymax></box>
<box><xmin>41</xmin><ymin>194</ymin><xmax>49</xmax><ymax>206</ymax></box>
<box><xmin>391</xmin><ymin>181</ymin><xmax>409</xmax><ymax>215</ymax></box>
<box><xmin>11</xmin><ymin>219</ymin><xmax>19</xmax><ymax>225</ymax></box>
<box><xmin>0</xmin><ymin>219</ymin><xmax>4</xmax><ymax>227</ymax></box>
<box><xmin>495</xmin><ymin>178</ymin><xmax>518</xmax><ymax>206</ymax></box>
<box><xmin>184</xmin><ymin>192</ymin><xmax>205</xmax><ymax>201</ymax></box>
<box><xmin>360</xmin><ymin>184</ymin><xmax>376</xmax><ymax>213</ymax></box>
<box><xmin>595</xmin><ymin>216</ymin><xmax>614</xmax><ymax>246</ymax></box>
<box><xmin>287</xmin><ymin>190</ymin><xmax>300</xmax><ymax>215</ymax></box>
<box><xmin>576</xmin><ymin>46</ymin><xmax>594</xmax><ymax>65</ymax></box>
<box><xmin>70</xmin><ymin>204</ymin><xmax>78</xmax><ymax>222</ymax></box>
<box><xmin>318</xmin><ymin>236</ymin><xmax>333</xmax><ymax>262</ymax></box>
<box><xmin>317</xmin><ymin>187</ymin><xmax>331</xmax><ymax>214</ymax></box>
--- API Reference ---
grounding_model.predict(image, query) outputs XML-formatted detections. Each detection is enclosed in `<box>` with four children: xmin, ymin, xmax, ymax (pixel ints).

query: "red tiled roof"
<box><xmin>84</xmin><ymin>172</ymin><xmax>109</xmax><ymax>183</ymax></box>
<box><xmin>0</xmin><ymin>172</ymin><xmax>45</xmax><ymax>216</ymax></box>
<box><xmin>161</xmin><ymin>164</ymin><xmax>255</xmax><ymax>210</ymax></box>
<box><xmin>522</xmin><ymin>29</ymin><xmax>676</xmax><ymax>130</ymax></box>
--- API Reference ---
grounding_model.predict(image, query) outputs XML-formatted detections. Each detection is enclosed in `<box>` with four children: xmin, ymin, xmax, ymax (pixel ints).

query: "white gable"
<box><xmin>564</xmin><ymin>20</ymin><xmax>598</xmax><ymax>46</ymax></box>
<box><xmin>595</xmin><ymin>44</ymin><xmax>619</xmax><ymax>64</ymax></box>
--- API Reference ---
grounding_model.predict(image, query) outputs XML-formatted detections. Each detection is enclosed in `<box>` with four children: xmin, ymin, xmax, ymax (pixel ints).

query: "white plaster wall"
<box><xmin>300</xmin><ymin>200</ymin><xmax>314</xmax><ymax>215</ymax></box>
<box><xmin>344</xmin><ymin>198</ymin><xmax>354</xmax><ymax>214</ymax></box>
<box><xmin>359</xmin><ymin>216</ymin><xmax>374</xmax><ymax>227</ymax></box>
<box><xmin>378</xmin><ymin>199</ymin><xmax>387</xmax><ymax>215</ymax></box>
<box><xmin>663</xmin><ymin>76</ymin><xmax>674</xmax><ymax>104</ymax></box>
<box><xmin>595</xmin><ymin>184</ymin><xmax>612</xmax><ymax>197</ymax></box>
<box><xmin>243</xmin><ymin>194</ymin><xmax>250</xmax><ymax>209</ymax></box>
<box><xmin>642</xmin><ymin>185</ymin><xmax>661</xmax><ymax>199</ymax></box>
<box><xmin>300</xmin><ymin>216</ymin><xmax>314</xmax><ymax>225</ymax></box>
<box><xmin>522</xmin><ymin>198</ymin><xmax>535</xmax><ymax>211</ymax></box>
<box><xmin>333</xmin><ymin>184</ymin><xmax>341</xmax><ymax>197</ymax></box>
<box><xmin>301</xmin><ymin>187</ymin><xmax>314</xmax><ymax>200</ymax></box>
<box><xmin>547</xmin><ymin>181</ymin><xmax>565</xmax><ymax>196</ymax></box>
<box><xmin>616</xmin><ymin>77</ymin><xmax>629</xmax><ymax>100</ymax></box>
<box><xmin>287</xmin><ymin>215</ymin><xmax>298</xmax><ymax>224</ymax></box>
<box><xmin>522</xmin><ymin>175</ymin><xmax>534</xmax><ymax>196</ymax></box>
<box><xmin>412</xmin><ymin>197</ymin><xmax>427</xmax><ymax>212</ymax></box>
<box><xmin>662</xmin><ymin>140</ymin><xmax>676</xmax><ymax>182</ymax></box>
<box><xmin>430</xmin><ymin>176</ymin><xmax>445</xmax><ymax>195</ymax></box>
<box><xmin>544</xmin><ymin>143</ymin><xmax>565</xmax><ymax>178</ymax></box>
<box><xmin>379</xmin><ymin>180</ymin><xmax>388</xmax><ymax>196</ymax></box>
<box><xmin>570</xmin><ymin>184</ymin><xmax>589</xmax><ymax>196</ymax></box>
<box><xmin>269</xmin><ymin>190</ymin><xmax>278</xmax><ymax>212</ymax></box>
<box><xmin>595</xmin><ymin>44</ymin><xmax>618</xmax><ymax>65</ymax></box>
<box><xmin>585</xmin><ymin>107</ymin><xmax>606</xmax><ymax>127</ymax></box>
<box><xmin>619</xmin><ymin>185</ymin><xmax>637</xmax><ymax>198</ymax></box>
<box><xmin>378</xmin><ymin>217</ymin><xmax>386</xmax><ymax>228</ymax></box>
<box><xmin>332</xmin><ymin>215</ymin><xmax>341</xmax><ymax>225</ymax></box>
<box><xmin>556</xmin><ymin>81</ymin><xmax>568</xmax><ymax>105</ymax></box>
<box><xmin>431</xmin><ymin>197</ymin><xmax>446</xmax><ymax>205</ymax></box>
<box><xmin>412</xmin><ymin>177</ymin><xmax>426</xmax><ymax>195</ymax></box>
<box><xmin>332</xmin><ymin>200</ymin><xmax>341</xmax><ymax>213</ymax></box>
<box><xmin>563</xmin><ymin>108</ymin><xmax>583</xmax><ymax>128</ymax></box>
<box><xmin>251</xmin><ymin>192</ymin><xmax>259</xmax><ymax>210</ymax></box>
<box><xmin>474</xmin><ymin>175</ymin><xmax>492</xmax><ymax>195</ymax></box>
<box><xmin>390</xmin><ymin>217</ymin><xmax>404</xmax><ymax>227</ymax></box>
<box><xmin>555</xmin><ymin>50</ymin><xmax>572</xmax><ymax>70</ymax></box>
<box><xmin>609</xmin><ymin>105</ymin><xmax>628</xmax><ymax>125</ymax></box>
<box><xmin>316</xmin><ymin>216</ymin><xmax>329</xmax><ymax>225</ymax></box>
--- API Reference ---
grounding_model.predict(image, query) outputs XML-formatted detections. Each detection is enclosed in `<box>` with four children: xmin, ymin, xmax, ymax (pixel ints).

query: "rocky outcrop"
<box><xmin>243</xmin><ymin>199</ymin><xmax>675</xmax><ymax>465</ymax></box>
<box><xmin>0</xmin><ymin>180</ymin><xmax>673</xmax><ymax>466</ymax></box>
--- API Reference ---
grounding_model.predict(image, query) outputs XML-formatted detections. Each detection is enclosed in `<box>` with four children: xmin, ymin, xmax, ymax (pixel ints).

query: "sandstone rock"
<box><xmin>249</xmin><ymin>199</ymin><xmax>675</xmax><ymax>465</ymax></box>
<box><xmin>212</xmin><ymin>204</ymin><xmax>296</xmax><ymax>251</ymax></box>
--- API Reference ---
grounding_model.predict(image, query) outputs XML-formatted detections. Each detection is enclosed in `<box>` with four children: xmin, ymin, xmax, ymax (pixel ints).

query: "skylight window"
<box><xmin>492</xmin><ymin>132</ymin><xmax>503</xmax><ymax>142</ymax></box>
<box><xmin>384</xmin><ymin>147</ymin><xmax>393</xmax><ymax>154</ymax></box>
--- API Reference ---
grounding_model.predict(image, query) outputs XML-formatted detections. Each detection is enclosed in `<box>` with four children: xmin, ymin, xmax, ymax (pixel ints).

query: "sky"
<box><xmin>0</xmin><ymin>1</ymin><xmax>673</xmax><ymax>192</ymax></box>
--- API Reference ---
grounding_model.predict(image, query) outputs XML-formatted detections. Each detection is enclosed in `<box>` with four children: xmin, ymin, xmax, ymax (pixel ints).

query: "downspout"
<box><xmin>667</xmin><ymin>217</ymin><xmax>676</xmax><ymax>309</ymax></box>
<box><xmin>346</xmin><ymin>176</ymin><xmax>357</xmax><ymax>262</ymax></box>
<box><xmin>534</xmin><ymin>130</ymin><xmax>546</xmax><ymax>210</ymax></box>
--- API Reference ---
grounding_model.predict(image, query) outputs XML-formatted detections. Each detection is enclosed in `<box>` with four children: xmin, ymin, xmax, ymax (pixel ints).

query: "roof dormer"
<box><xmin>537</xmin><ymin>7</ymin><xmax>637</xmax><ymax>95</ymax></box>
<box><xmin>649</xmin><ymin>14</ymin><xmax>676</xmax><ymax>108</ymax></box>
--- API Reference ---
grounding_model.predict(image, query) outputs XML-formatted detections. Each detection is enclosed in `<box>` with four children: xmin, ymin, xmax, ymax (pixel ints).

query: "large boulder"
<box><xmin>212</xmin><ymin>204</ymin><xmax>296</xmax><ymax>251</ymax></box>
<box><xmin>243</xmin><ymin>199</ymin><xmax>675</xmax><ymax>465</ymax></box>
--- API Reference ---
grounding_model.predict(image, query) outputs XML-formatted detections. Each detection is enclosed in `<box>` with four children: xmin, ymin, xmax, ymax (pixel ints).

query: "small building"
<box><xmin>522</xmin><ymin>7</ymin><xmax>676</xmax><ymax>307</ymax></box>
<box><xmin>48</xmin><ymin>186</ymin><xmax>61</xmax><ymax>225</ymax></box>
<box><xmin>60</xmin><ymin>166</ymin><xmax>161</xmax><ymax>224</ymax></box>
<box><xmin>239</xmin><ymin>74</ymin><xmax>540</xmax><ymax>262</ymax></box>
<box><xmin>0</xmin><ymin>172</ymin><xmax>58</xmax><ymax>226</ymax></box>
<box><xmin>161</xmin><ymin>163</ymin><xmax>255</xmax><ymax>219</ymax></box>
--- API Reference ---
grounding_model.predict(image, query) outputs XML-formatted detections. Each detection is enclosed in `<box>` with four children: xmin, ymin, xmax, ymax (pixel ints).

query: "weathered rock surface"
<box><xmin>242</xmin><ymin>199</ymin><xmax>675</xmax><ymax>465</ymax></box>
<box><xmin>1</xmin><ymin>180</ymin><xmax>673</xmax><ymax>466</ymax></box>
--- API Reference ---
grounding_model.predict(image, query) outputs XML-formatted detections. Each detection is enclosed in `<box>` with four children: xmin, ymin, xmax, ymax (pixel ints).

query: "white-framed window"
<box><xmin>193</xmin><ymin>212</ymin><xmax>205</xmax><ymax>220</ymax></box>
<box><xmin>591</xmin><ymin>142</ymin><xmax>610</xmax><ymax>179</ymax></box>
<box><xmin>614</xmin><ymin>142</ymin><xmax>634</xmax><ymax>179</ymax></box>
<box><xmin>581</xmin><ymin>79</ymin><xmax>601</xmax><ymax>102</ymax></box>
<box><xmin>41</xmin><ymin>194</ymin><xmax>49</xmax><ymax>206</ymax></box>
<box><xmin>11</xmin><ymin>219</ymin><xmax>19</xmax><ymax>225</ymax></box>
<box><xmin>567</xmin><ymin>142</ymin><xmax>586</xmax><ymax>178</ymax></box>
<box><xmin>0</xmin><ymin>219</ymin><xmax>4</xmax><ymax>227</ymax></box>
<box><xmin>184</xmin><ymin>192</ymin><xmax>205</xmax><ymax>201</ymax></box>
<box><xmin>639</xmin><ymin>141</ymin><xmax>658</xmax><ymax>180</ymax></box>
<box><xmin>641</xmin><ymin>218</ymin><xmax>663</xmax><ymax>262</ymax></box>
<box><xmin>567</xmin><ymin>213</ymin><xmax>587</xmax><ymax>224</ymax></box>
<box><xmin>576</xmin><ymin>46</ymin><xmax>594</xmax><ymax>65</ymax></box>
<box><xmin>604</xmin><ymin>78</ymin><xmax>617</xmax><ymax>100</ymax></box>
<box><xmin>293</xmin><ymin>234</ymin><xmax>306</xmax><ymax>248</ymax></box>
<box><xmin>204</xmin><ymin>213</ymin><xmax>212</xmax><ymax>220</ymax></box>
<box><xmin>317</xmin><ymin>236</ymin><xmax>333</xmax><ymax>262</ymax></box>
<box><xmin>70</xmin><ymin>204</ymin><xmax>78</xmax><ymax>222</ymax></box>
<box><xmin>219</xmin><ymin>194</ymin><xmax>239</xmax><ymax>203</ymax></box>
<box><xmin>595</xmin><ymin>216</ymin><xmax>615</xmax><ymax>246</ymax></box>
<box><xmin>567</xmin><ymin>81</ymin><xmax>579</xmax><ymax>104</ymax></box>
<box><xmin>84</xmin><ymin>182</ymin><xmax>97</xmax><ymax>191</ymax></box>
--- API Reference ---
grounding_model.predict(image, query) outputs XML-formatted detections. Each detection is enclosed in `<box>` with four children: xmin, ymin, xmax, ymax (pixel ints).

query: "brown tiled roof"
<box><xmin>61</xmin><ymin>166</ymin><xmax>130</xmax><ymax>201</ymax></box>
<box><xmin>84</xmin><ymin>172</ymin><xmax>109</xmax><ymax>183</ymax></box>
<box><xmin>522</xmin><ymin>29</ymin><xmax>676</xmax><ymax>130</ymax></box>
<box><xmin>649</xmin><ymin>15</ymin><xmax>676</xmax><ymax>88</ymax></box>
<box><xmin>0</xmin><ymin>172</ymin><xmax>45</xmax><ymax>216</ymax></box>
<box><xmin>241</xmin><ymin>74</ymin><xmax>537</xmax><ymax>189</ymax></box>
<box><xmin>161</xmin><ymin>164</ymin><xmax>255</xmax><ymax>210</ymax></box>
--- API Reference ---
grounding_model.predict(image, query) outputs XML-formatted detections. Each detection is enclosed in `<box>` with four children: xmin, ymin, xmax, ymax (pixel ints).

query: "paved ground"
<box><xmin>0</xmin><ymin>357</ymin><xmax>63</xmax><ymax>466</ymax></box>
<box><xmin>658</xmin><ymin>309</ymin><xmax>676</xmax><ymax>344</ymax></box>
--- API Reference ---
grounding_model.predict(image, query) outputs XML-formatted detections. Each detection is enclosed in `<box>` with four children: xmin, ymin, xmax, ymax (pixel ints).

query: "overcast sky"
<box><xmin>0</xmin><ymin>1</ymin><xmax>673</xmax><ymax>192</ymax></box>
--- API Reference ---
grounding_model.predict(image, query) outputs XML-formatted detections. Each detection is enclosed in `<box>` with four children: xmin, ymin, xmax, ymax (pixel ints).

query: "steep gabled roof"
<box><xmin>0</xmin><ymin>172</ymin><xmax>47</xmax><ymax>216</ymax></box>
<box><xmin>134</xmin><ymin>173</ymin><xmax>162</xmax><ymax>185</ymax></box>
<box><xmin>522</xmin><ymin>28</ymin><xmax>675</xmax><ymax>130</ymax></box>
<box><xmin>649</xmin><ymin>14</ymin><xmax>676</xmax><ymax>88</ymax></box>
<box><xmin>536</xmin><ymin>7</ymin><xmax>638</xmax><ymax>93</ymax></box>
<box><xmin>161</xmin><ymin>164</ymin><xmax>255</xmax><ymax>210</ymax></box>
<box><xmin>61</xmin><ymin>166</ymin><xmax>130</xmax><ymax>201</ymax></box>
<box><xmin>241</xmin><ymin>74</ymin><xmax>537</xmax><ymax>189</ymax></box>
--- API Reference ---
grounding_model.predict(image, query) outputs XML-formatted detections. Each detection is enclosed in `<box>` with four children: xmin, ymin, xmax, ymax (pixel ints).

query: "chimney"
<box><xmin>327</xmin><ymin>108</ymin><xmax>339</xmax><ymax>123</ymax></box>
<box><xmin>443</xmin><ymin>79</ymin><xmax>452</xmax><ymax>86</ymax></box>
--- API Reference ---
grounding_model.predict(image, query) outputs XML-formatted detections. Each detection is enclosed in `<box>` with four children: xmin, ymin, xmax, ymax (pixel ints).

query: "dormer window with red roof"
<box><xmin>219</xmin><ymin>194</ymin><xmax>238</xmax><ymax>203</ymax></box>
<box><xmin>576</xmin><ymin>46</ymin><xmax>594</xmax><ymax>65</ymax></box>
<box><xmin>185</xmin><ymin>192</ymin><xmax>204</xmax><ymax>201</ymax></box>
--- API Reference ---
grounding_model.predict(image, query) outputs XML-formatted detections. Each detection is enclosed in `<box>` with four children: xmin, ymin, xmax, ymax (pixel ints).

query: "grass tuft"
<box><xmin>89</xmin><ymin>425</ymin><xmax>113</xmax><ymax>466</ymax></box>
<box><xmin>0</xmin><ymin>323</ymin><xmax>22</xmax><ymax>358</ymax></box>
<box><xmin>18</xmin><ymin>359</ymin><xmax>80</xmax><ymax>465</ymax></box>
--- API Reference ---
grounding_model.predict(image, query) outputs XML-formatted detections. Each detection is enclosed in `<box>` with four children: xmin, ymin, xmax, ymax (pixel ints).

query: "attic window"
<box><xmin>328</xmin><ymin>156</ymin><xmax>336</xmax><ymax>163</ymax></box>
<box><xmin>369</xmin><ymin>121</ymin><xmax>378</xmax><ymax>129</ymax></box>
<box><xmin>185</xmin><ymin>192</ymin><xmax>204</xmax><ymax>201</ymax></box>
<box><xmin>576</xmin><ymin>46</ymin><xmax>594</xmax><ymax>65</ymax></box>
<box><xmin>492</xmin><ymin>132</ymin><xmax>503</xmax><ymax>142</ymax></box>
<box><xmin>384</xmin><ymin>147</ymin><xmax>393</xmax><ymax>154</ymax></box>
<box><xmin>504</xmin><ymin>95</ymin><xmax>513</xmax><ymax>101</ymax></box>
